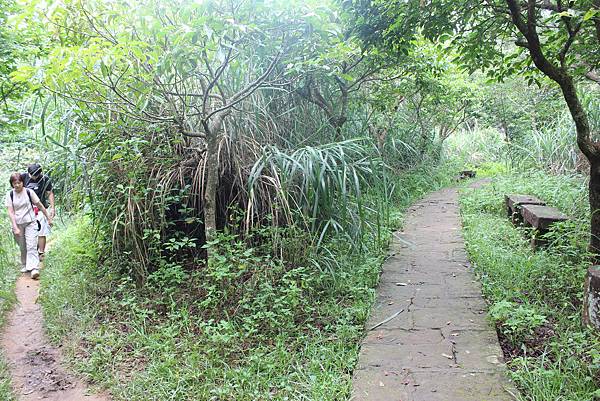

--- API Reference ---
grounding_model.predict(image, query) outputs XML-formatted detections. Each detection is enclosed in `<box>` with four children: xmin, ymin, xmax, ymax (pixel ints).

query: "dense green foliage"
<box><xmin>445</xmin><ymin>83</ymin><xmax>600</xmax><ymax>175</ymax></box>
<box><xmin>346</xmin><ymin>0</ymin><xmax>600</xmax><ymax>80</ymax></box>
<box><xmin>5</xmin><ymin>0</ymin><xmax>423</xmax><ymax>282</ymax></box>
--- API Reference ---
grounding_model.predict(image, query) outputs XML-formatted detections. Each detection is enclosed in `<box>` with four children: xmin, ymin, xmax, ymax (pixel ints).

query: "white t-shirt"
<box><xmin>4</xmin><ymin>189</ymin><xmax>40</xmax><ymax>224</ymax></box>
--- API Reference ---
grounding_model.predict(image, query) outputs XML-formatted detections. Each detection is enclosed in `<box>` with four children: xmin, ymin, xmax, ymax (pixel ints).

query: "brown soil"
<box><xmin>1</xmin><ymin>272</ymin><xmax>110</xmax><ymax>401</ymax></box>
<box><xmin>497</xmin><ymin>323</ymin><xmax>556</xmax><ymax>362</ymax></box>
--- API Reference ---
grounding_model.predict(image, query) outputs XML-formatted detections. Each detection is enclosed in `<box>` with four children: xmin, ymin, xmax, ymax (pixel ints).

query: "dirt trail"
<box><xmin>1</xmin><ymin>273</ymin><xmax>110</xmax><ymax>401</ymax></box>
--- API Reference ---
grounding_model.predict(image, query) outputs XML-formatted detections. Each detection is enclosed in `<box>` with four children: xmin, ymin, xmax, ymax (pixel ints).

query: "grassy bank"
<box><xmin>0</xmin><ymin>172</ymin><xmax>19</xmax><ymax>400</ymax></box>
<box><xmin>0</xmin><ymin>215</ymin><xmax>17</xmax><ymax>401</ymax></box>
<box><xmin>459</xmin><ymin>169</ymin><xmax>600</xmax><ymax>401</ymax></box>
<box><xmin>39</xmin><ymin>163</ymin><xmax>458</xmax><ymax>400</ymax></box>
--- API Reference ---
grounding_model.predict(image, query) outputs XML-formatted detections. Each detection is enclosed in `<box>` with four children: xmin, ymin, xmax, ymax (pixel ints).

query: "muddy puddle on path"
<box><xmin>1</xmin><ymin>274</ymin><xmax>110</xmax><ymax>401</ymax></box>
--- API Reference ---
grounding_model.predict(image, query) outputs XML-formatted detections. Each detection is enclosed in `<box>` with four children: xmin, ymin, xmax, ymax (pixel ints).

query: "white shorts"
<box><xmin>37</xmin><ymin>213</ymin><xmax>51</xmax><ymax>237</ymax></box>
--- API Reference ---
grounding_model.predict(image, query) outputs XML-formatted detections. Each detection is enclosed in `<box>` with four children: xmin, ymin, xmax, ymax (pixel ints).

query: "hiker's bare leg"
<box><xmin>38</xmin><ymin>236</ymin><xmax>46</xmax><ymax>259</ymax></box>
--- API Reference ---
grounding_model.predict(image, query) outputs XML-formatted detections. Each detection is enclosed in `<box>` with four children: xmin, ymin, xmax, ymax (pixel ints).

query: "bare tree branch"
<box><xmin>205</xmin><ymin>49</ymin><xmax>283</xmax><ymax>121</ymax></box>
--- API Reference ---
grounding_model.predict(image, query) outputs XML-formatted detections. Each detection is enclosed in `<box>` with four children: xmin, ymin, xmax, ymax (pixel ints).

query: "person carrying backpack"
<box><xmin>5</xmin><ymin>172</ymin><xmax>53</xmax><ymax>279</ymax></box>
<box><xmin>22</xmin><ymin>163</ymin><xmax>55</xmax><ymax>261</ymax></box>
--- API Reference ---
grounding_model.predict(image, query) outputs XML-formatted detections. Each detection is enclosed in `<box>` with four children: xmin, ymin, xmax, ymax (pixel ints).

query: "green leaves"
<box><xmin>10</xmin><ymin>65</ymin><xmax>36</xmax><ymax>84</ymax></box>
<box><xmin>583</xmin><ymin>9</ymin><xmax>599</xmax><ymax>21</ymax></box>
<box><xmin>249</xmin><ymin>139</ymin><xmax>383</xmax><ymax>245</ymax></box>
<box><xmin>489</xmin><ymin>300</ymin><xmax>547</xmax><ymax>345</ymax></box>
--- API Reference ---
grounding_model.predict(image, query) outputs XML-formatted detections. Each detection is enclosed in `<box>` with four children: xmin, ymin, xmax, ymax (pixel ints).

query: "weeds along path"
<box><xmin>352</xmin><ymin>182</ymin><xmax>517</xmax><ymax>401</ymax></box>
<box><xmin>1</xmin><ymin>272</ymin><xmax>109</xmax><ymax>401</ymax></box>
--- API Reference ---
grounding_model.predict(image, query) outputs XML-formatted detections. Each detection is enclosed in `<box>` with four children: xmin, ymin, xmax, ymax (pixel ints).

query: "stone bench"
<box><xmin>458</xmin><ymin>170</ymin><xmax>476</xmax><ymax>180</ymax></box>
<box><xmin>505</xmin><ymin>194</ymin><xmax>546</xmax><ymax>225</ymax></box>
<box><xmin>520</xmin><ymin>204</ymin><xmax>569</xmax><ymax>249</ymax></box>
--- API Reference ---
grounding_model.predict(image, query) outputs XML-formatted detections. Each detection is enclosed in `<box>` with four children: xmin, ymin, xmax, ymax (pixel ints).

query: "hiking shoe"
<box><xmin>30</xmin><ymin>269</ymin><xmax>40</xmax><ymax>280</ymax></box>
<box><xmin>38</xmin><ymin>251</ymin><xmax>45</xmax><ymax>261</ymax></box>
<box><xmin>20</xmin><ymin>266</ymin><xmax>28</xmax><ymax>273</ymax></box>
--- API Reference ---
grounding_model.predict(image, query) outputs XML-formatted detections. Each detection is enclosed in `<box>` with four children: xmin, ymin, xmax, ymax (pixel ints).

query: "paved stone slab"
<box><xmin>353</xmin><ymin>369</ymin><xmax>514</xmax><ymax>401</ymax></box>
<box><xmin>351</xmin><ymin>186</ymin><xmax>517</xmax><ymax>401</ymax></box>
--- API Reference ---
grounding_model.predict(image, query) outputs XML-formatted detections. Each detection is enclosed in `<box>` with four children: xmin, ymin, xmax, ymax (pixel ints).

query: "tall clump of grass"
<box><xmin>444</xmin><ymin>125</ymin><xmax>508</xmax><ymax>166</ymax></box>
<box><xmin>446</xmin><ymin>88</ymin><xmax>600</xmax><ymax>175</ymax></box>
<box><xmin>248</xmin><ymin>138</ymin><xmax>388</xmax><ymax>248</ymax></box>
<box><xmin>33</xmin><ymin>84</ymin><xmax>392</xmax><ymax>284</ymax></box>
<box><xmin>509</xmin><ymin>113</ymin><xmax>579</xmax><ymax>174</ymax></box>
<box><xmin>508</xmin><ymin>90</ymin><xmax>598</xmax><ymax>173</ymax></box>
<box><xmin>0</xmin><ymin>212</ymin><xmax>17</xmax><ymax>300</ymax></box>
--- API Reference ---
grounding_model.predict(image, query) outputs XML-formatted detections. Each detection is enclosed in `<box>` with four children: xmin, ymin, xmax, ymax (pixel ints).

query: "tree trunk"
<box><xmin>583</xmin><ymin>266</ymin><xmax>600</xmax><ymax>329</ymax></box>
<box><xmin>204</xmin><ymin>131</ymin><xmax>218</xmax><ymax>244</ymax></box>
<box><xmin>203</xmin><ymin>115</ymin><xmax>225</xmax><ymax>247</ymax></box>
<box><xmin>556</xmin><ymin>76</ymin><xmax>600</xmax><ymax>258</ymax></box>
<box><xmin>332</xmin><ymin>117</ymin><xmax>346</xmax><ymax>141</ymax></box>
<box><xmin>589</xmin><ymin>160</ymin><xmax>600</xmax><ymax>258</ymax></box>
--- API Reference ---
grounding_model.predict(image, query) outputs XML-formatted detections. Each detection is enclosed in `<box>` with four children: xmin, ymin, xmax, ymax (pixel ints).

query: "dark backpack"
<box><xmin>23</xmin><ymin>174</ymin><xmax>51</xmax><ymax>207</ymax></box>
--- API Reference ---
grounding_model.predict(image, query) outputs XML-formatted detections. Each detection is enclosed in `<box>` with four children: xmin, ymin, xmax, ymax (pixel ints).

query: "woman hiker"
<box><xmin>5</xmin><ymin>172</ymin><xmax>53</xmax><ymax>279</ymax></box>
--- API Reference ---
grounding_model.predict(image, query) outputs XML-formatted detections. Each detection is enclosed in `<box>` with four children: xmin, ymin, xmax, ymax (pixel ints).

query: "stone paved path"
<box><xmin>351</xmin><ymin>186</ymin><xmax>517</xmax><ymax>401</ymax></box>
